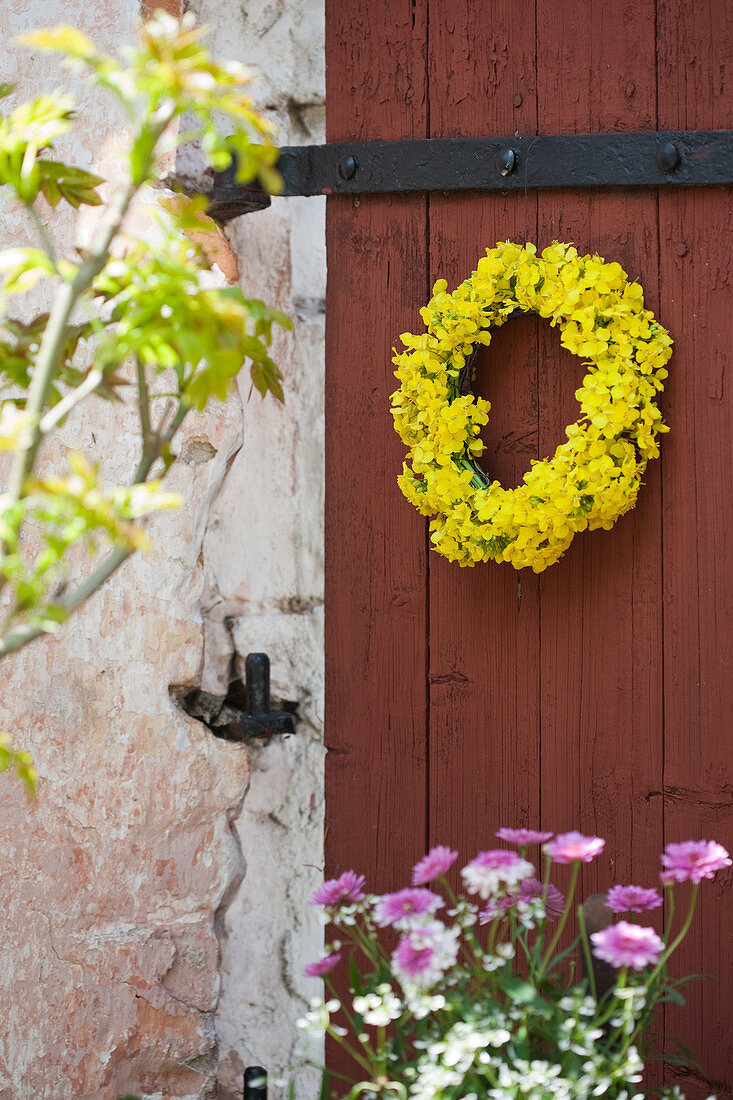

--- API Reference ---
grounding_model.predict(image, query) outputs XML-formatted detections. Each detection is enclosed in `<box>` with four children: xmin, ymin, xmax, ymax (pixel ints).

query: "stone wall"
<box><xmin>190</xmin><ymin>1</ymin><xmax>326</xmax><ymax>1096</ymax></box>
<box><xmin>0</xmin><ymin>1</ymin><xmax>325</xmax><ymax>1098</ymax></box>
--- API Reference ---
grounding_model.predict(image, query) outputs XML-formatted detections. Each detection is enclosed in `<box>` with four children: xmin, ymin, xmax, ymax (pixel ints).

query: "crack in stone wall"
<box><xmin>185</xmin><ymin>2</ymin><xmax>326</xmax><ymax>1097</ymax></box>
<box><xmin>201</xmin><ymin>205</ymin><xmax>325</xmax><ymax>1100</ymax></box>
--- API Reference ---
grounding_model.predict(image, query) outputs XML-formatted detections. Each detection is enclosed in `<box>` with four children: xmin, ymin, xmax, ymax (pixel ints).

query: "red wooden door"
<box><xmin>325</xmin><ymin>3</ymin><xmax>733</xmax><ymax>1095</ymax></box>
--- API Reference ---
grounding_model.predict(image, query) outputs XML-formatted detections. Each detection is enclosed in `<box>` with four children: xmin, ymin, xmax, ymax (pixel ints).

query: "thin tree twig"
<box><xmin>0</xmin><ymin>387</ymin><xmax>190</xmax><ymax>659</ymax></box>
<box><xmin>6</xmin><ymin>104</ymin><xmax>175</xmax><ymax>507</ymax></box>
<box><xmin>0</xmin><ymin>104</ymin><xmax>178</xmax><ymax>653</ymax></box>
<box><xmin>7</xmin><ymin>180</ymin><xmax>138</xmax><ymax>504</ymax></box>
<box><xmin>38</xmin><ymin>369</ymin><xmax>103</xmax><ymax>433</ymax></box>
<box><xmin>26</xmin><ymin>202</ymin><xmax>58</xmax><ymax>268</ymax></box>
<box><xmin>136</xmin><ymin>355</ymin><xmax>152</xmax><ymax>444</ymax></box>
<box><xmin>162</xmin><ymin>402</ymin><xmax>188</xmax><ymax>444</ymax></box>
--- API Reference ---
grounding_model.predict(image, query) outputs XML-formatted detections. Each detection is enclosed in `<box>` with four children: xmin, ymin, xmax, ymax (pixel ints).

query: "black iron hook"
<box><xmin>229</xmin><ymin>654</ymin><xmax>296</xmax><ymax>742</ymax></box>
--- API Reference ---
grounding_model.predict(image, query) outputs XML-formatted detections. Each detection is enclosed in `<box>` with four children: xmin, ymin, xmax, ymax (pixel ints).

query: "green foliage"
<box><xmin>21</xmin><ymin>14</ymin><xmax>282</xmax><ymax>190</ymax></box>
<box><xmin>0</xmin><ymin>248</ymin><xmax>57</xmax><ymax>296</ymax></box>
<box><xmin>0</xmin><ymin>315</ymin><xmax>106</xmax><ymax>402</ymax></box>
<box><xmin>0</xmin><ymin>734</ymin><xmax>36</xmax><ymax>793</ymax></box>
<box><xmin>0</xmin><ymin>11</ymin><xmax>290</xmax><ymax>790</ymax></box>
<box><xmin>301</xmin><ymin>843</ymin><xmax>718</xmax><ymax>1100</ymax></box>
<box><xmin>92</xmin><ymin>226</ymin><xmax>290</xmax><ymax>411</ymax></box>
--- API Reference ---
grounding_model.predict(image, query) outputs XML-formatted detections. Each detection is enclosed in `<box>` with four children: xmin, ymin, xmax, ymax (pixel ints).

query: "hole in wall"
<box><xmin>170</xmin><ymin>672</ymin><xmax>299</xmax><ymax>741</ymax></box>
<box><xmin>180</xmin><ymin>436</ymin><xmax>217</xmax><ymax>465</ymax></box>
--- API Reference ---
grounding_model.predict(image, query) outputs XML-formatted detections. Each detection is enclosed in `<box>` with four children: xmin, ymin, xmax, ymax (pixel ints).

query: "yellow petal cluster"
<box><xmin>390</xmin><ymin>241</ymin><xmax>672</xmax><ymax>572</ymax></box>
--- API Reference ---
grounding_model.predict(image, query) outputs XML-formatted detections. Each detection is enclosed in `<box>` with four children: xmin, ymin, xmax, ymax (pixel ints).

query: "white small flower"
<box><xmin>615</xmin><ymin>984</ymin><xmax>646</xmax><ymax>1000</ymax></box>
<box><xmin>295</xmin><ymin>997</ymin><xmax>335</xmax><ymax>1037</ymax></box>
<box><xmin>404</xmin><ymin>989</ymin><xmax>446</xmax><ymax>1019</ymax></box>
<box><xmin>353</xmin><ymin>989</ymin><xmax>402</xmax><ymax>1027</ymax></box>
<box><xmin>185</xmin><ymin>71</ymin><xmax>217</xmax><ymax>91</ymax></box>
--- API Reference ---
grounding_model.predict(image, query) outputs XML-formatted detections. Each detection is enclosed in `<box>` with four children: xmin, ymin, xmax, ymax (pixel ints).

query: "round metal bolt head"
<box><xmin>338</xmin><ymin>154</ymin><xmax>358</xmax><ymax>180</ymax></box>
<box><xmin>656</xmin><ymin>141</ymin><xmax>680</xmax><ymax>172</ymax></box>
<box><xmin>496</xmin><ymin>147</ymin><xmax>517</xmax><ymax>177</ymax></box>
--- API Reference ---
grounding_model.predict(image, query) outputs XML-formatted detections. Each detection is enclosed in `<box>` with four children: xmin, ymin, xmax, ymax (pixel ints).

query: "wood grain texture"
<box><xmin>426</xmin><ymin>0</ymin><xmax>542</xmax><ymax>864</ymax></box>
<box><xmin>325</xmin><ymin>0</ymin><xmax>732</xmax><ymax>1090</ymax></box>
<box><xmin>325</xmin><ymin>196</ymin><xmax>430</xmax><ymax>887</ymax></box>
<box><xmin>535</xmin><ymin>0</ymin><xmax>664</xmax><ymax>913</ymax></box>
<box><xmin>657</xmin><ymin>3</ymin><xmax>733</xmax><ymax>1094</ymax></box>
<box><xmin>325</xmin><ymin>0</ymin><xmax>430</xmax><ymax>892</ymax></box>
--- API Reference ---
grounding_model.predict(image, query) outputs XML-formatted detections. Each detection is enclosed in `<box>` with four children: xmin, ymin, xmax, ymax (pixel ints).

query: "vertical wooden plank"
<box><xmin>657</xmin><ymin>2</ymin><xmax>733</xmax><ymax>1093</ymax></box>
<box><xmin>426</xmin><ymin>4</ymin><xmax>541</xmax><ymax>857</ymax></box>
<box><xmin>325</xmin><ymin>1</ymin><xmax>731</xmax><ymax>1092</ymax></box>
<box><xmin>325</xmin><ymin>0</ymin><xmax>429</xmax><ymax>891</ymax></box>
<box><xmin>535</xmin><ymin>0</ymin><xmax>663</xmax><ymax>905</ymax></box>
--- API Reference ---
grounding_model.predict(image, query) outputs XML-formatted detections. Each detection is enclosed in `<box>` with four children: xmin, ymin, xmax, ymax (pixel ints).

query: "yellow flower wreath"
<box><xmin>390</xmin><ymin>241</ymin><xmax>672</xmax><ymax>573</ymax></box>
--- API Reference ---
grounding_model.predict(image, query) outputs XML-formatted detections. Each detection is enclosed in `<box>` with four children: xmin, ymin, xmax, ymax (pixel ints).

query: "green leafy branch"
<box><xmin>0</xmin><ymin>11</ymin><xmax>291</xmax><ymax>789</ymax></box>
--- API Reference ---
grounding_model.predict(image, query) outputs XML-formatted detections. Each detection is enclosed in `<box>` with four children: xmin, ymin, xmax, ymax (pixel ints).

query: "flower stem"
<box><xmin>326</xmin><ymin>1029</ymin><xmax>375</xmax><ymax>1076</ymax></box>
<box><xmin>663</xmin><ymin>883</ymin><xmax>676</xmax><ymax>943</ymax></box>
<box><xmin>537</xmin><ymin>860</ymin><xmax>579</xmax><ymax>980</ymax></box>
<box><xmin>647</xmin><ymin>883</ymin><xmax>699</xmax><ymax>990</ymax></box>
<box><xmin>576</xmin><ymin>902</ymin><xmax>597</xmax><ymax>1001</ymax></box>
<box><xmin>325</xmin><ymin>977</ymin><xmax>379</xmax><ymax>1065</ymax></box>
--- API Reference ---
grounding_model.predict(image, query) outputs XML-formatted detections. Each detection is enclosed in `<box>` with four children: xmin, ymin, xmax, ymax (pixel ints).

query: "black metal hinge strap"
<box><xmin>208</xmin><ymin>130</ymin><xmax>733</xmax><ymax>222</ymax></box>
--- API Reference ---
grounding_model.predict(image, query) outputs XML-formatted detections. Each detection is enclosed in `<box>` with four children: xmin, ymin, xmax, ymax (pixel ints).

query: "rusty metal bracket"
<box><xmin>208</xmin><ymin>130</ymin><xmax>733</xmax><ymax>222</ymax></box>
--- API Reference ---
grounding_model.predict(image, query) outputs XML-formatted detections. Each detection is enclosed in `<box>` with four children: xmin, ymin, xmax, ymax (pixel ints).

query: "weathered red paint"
<box><xmin>325</xmin><ymin>2</ymin><xmax>732</xmax><ymax>1095</ymax></box>
<box><xmin>325</xmin><ymin>0</ymin><xmax>430</xmax><ymax>890</ymax></box>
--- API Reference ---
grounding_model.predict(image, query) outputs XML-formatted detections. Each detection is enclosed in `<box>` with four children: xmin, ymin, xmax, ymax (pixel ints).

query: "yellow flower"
<box><xmin>390</xmin><ymin>241</ymin><xmax>672</xmax><ymax>571</ymax></box>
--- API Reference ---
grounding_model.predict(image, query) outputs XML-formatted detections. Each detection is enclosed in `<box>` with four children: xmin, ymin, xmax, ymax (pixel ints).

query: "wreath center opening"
<box><xmin>469</xmin><ymin>313</ymin><xmax>587</xmax><ymax>492</ymax></box>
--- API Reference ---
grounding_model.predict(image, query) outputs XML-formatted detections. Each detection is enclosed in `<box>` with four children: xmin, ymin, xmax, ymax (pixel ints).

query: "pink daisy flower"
<box><xmin>607</xmin><ymin>885</ymin><xmax>663</xmax><ymax>914</ymax></box>
<box><xmin>478</xmin><ymin>896</ymin><xmax>513</xmax><ymax>924</ymax></box>
<box><xmin>591</xmin><ymin>921</ymin><xmax>664</xmax><ymax>970</ymax></box>
<box><xmin>311</xmin><ymin>870</ymin><xmax>366</xmax><ymax>907</ymax></box>
<box><xmin>412</xmin><ymin>845</ymin><xmax>458</xmax><ymax>885</ymax></box>
<box><xmin>496</xmin><ymin>828</ymin><xmax>554</xmax><ymax>845</ymax></box>
<box><xmin>461</xmin><ymin>849</ymin><xmax>534</xmax><ymax>899</ymax></box>
<box><xmin>518</xmin><ymin>877</ymin><xmax>565</xmax><ymax>918</ymax></box>
<box><xmin>544</xmin><ymin>831</ymin><xmax>605</xmax><ymax>864</ymax></box>
<box><xmin>660</xmin><ymin>840</ymin><xmax>732</xmax><ymax>885</ymax></box>
<box><xmin>304</xmin><ymin>952</ymin><xmax>342</xmax><ymax>978</ymax></box>
<box><xmin>479</xmin><ymin>877</ymin><xmax>565</xmax><ymax>923</ymax></box>
<box><xmin>391</xmin><ymin>920</ymin><xmax>460</xmax><ymax>990</ymax></box>
<box><xmin>373</xmin><ymin>888</ymin><xmax>443</xmax><ymax>928</ymax></box>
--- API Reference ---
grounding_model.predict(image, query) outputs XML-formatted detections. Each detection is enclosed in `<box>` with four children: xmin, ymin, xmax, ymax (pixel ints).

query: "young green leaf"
<box><xmin>0</xmin><ymin>248</ymin><xmax>56</xmax><ymax>294</ymax></box>
<box><xmin>0</xmin><ymin>734</ymin><xmax>37</xmax><ymax>795</ymax></box>
<box><xmin>19</xmin><ymin>26</ymin><xmax>97</xmax><ymax>61</ymax></box>
<box><xmin>37</xmin><ymin>161</ymin><xmax>105</xmax><ymax>208</ymax></box>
